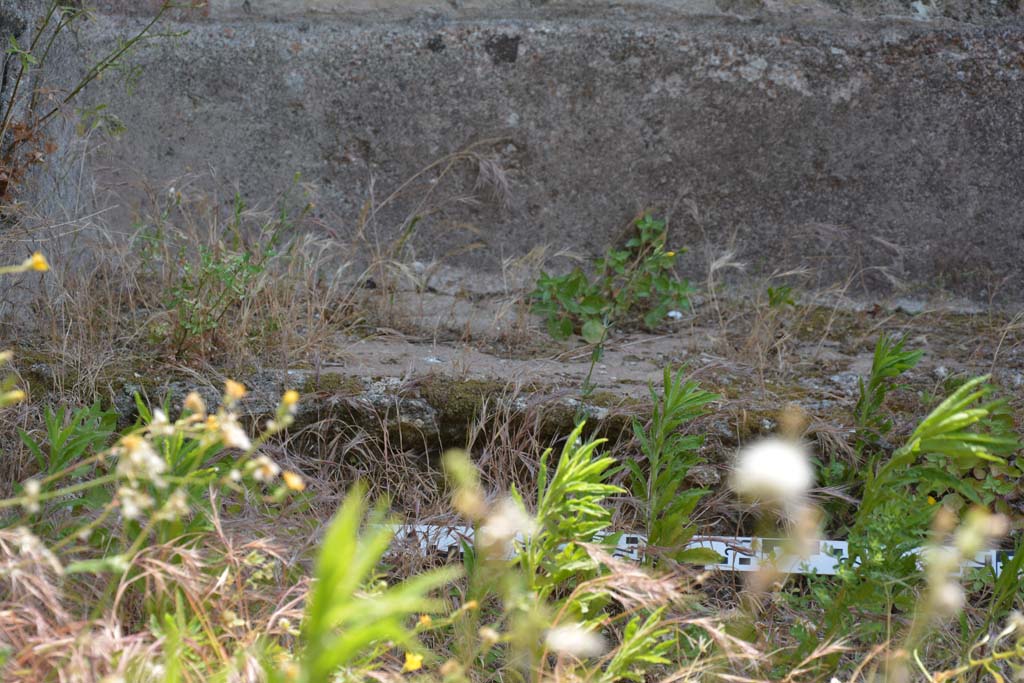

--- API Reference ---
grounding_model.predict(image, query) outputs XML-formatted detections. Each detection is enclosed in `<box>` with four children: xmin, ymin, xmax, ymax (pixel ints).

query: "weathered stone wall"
<box><xmin>52</xmin><ymin>3</ymin><xmax>1024</xmax><ymax>301</ymax></box>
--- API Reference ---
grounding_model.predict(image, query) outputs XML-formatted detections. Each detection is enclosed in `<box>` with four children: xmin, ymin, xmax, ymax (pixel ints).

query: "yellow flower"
<box><xmin>927</xmin><ymin>495</ymin><xmax>937</xmax><ymax>505</ymax></box>
<box><xmin>282</xmin><ymin>470</ymin><xmax>305</xmax><ymax>492</ymax></box>
<box><xmin>665</xmin><ymin>251</ymin><xmax>676</xmax><ymax>257</ymax></box>
<box><xmin>224</xmin><ymin>379</ymin><xmax>247</xmax><ymax>402</ymax></box>
<box><xmin>417</xmin><ymin>614</ymin><xmax>433</xmax><ymax>628</ymax></box>
<box><xmin>1</xmin><ymin>389</ymin><xmax>26</xmax><ymax>406</ymax></box>
<box><xmin>282</xmin><ymin>389</ymin><xmax>299</xmax><ymax>409</ymax></box>
<box><xmin>462</xmin><ymin>599</ymin><xmax>479</xmax><ymax>611</ymax></box>
<box><xmin>402</xmin><ymin>652</ymin><xmax>424</xmax><ymax>673</ymax></box>
<box><xmin>24</xmin><ymin>252</ymin><xmax>49</xmax><ymax>272</ymax></box>
<box><xmin>183</xmin><ymin>391</ymin><xmax>206</xmax><ymax>416</ymax></box>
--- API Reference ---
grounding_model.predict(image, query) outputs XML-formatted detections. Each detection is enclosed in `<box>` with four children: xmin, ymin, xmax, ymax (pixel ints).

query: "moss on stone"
<box><xmin>301</xmin><ymin>372</ymin><xmax>364</xmax><ymax>396</ymax></box>
<box><xmin>417</xmin><ymin>376</ymin><xmax>507</xmax><ymax>422</ymax></box>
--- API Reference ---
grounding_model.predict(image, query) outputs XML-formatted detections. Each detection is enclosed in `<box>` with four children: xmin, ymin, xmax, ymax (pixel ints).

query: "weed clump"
<box><xmin>531</xmin><ymin>213</ymin><xmax>694</xmax><ymax>343</ymax></box>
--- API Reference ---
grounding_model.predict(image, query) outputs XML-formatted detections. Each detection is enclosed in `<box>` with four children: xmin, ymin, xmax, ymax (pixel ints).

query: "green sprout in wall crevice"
<box><xmin>530</xmin><ymin>213</ymin><xmax>694</xmax><ymax>345</ymax></box>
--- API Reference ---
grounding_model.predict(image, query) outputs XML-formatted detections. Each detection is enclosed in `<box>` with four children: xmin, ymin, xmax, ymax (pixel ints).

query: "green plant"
<box><xmin>802</xmin><ymin>374</ymin><xmax>1022</xmax><ymax>663</ymax></box>
<box><xmin>161</xmin><ymin>194</ymin><xmax>286</xmax><ymax>357</ymax></box>
<box><xmin>767</xmin><ymin>284</ymin><xmax>796</xmax><ymax>309</ymax></box>
<box><xmin>515</xmin><ymin>422</ymin><xmax>624</xmax><ymax>603</ymax></box>
<box><xmin>438</xmin><ymin>424</ymin><xmax>704</xmax><ymax>683</ymax></box>
<box><xmin>593</xmin><ymin>608</ymin><xmax>673</xmax><ymax>683</ymax></box>
<box><xmin>622</xmin><ymin>367</ymin><xmax>721</xmax><ymax>564</ymax></box>
<box><xmin>854</xmin><ymin>333</ymin><xmax>923</xmax><ymax>453</ymax></box>
<box><xmin>531</xmin><ymin>214</ymin><xmax>693</xmax><ymax>343</ymax></box>
<box><xmin>1</xmin><ymin>379</ymin><xmax>305</xmax><ymax>584</ymax></box>
<box><xmin>16</xmin><ymin>403</ymin><xmax>117</xmax><ymax>531</ymax></box>
<box><xmin>859</xmin><ymin>375</ymin><xmax>1020</xmax><ymax>524</ymax></box>
<box><xmin>818</xmin><ymin>333</ymin><xmax>923</xmax><ymax>513</ymax></box>
<box><xmin>19</xmin><ymin>403</ymin><xmax>117</xmax><ymax>478</ymax></box>
<box><xmin>296</xmin><ymin>482</ymin><xmax>458</xmax><ymax>683</ymax></box>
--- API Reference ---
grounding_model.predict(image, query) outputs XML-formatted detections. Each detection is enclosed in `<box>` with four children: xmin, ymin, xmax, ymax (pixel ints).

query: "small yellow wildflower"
<box><xmin>282</xmin><ymin>470</ymin><xmax>306</xmax><ymax>492</ymax></box>
<box><xmin>927</xmin><ymin>495</ymin><xmax>937</xmax><ymax>505</ymax></box>
<box><xmin>24</xmin><ymin>252</ymin><xmax>49</xmax><ymax>272</ymax></box>
<box><xmin>224</xmin><ymin>379</ymin><xmax>247</xmax><ymax>402</ymax></box>
<box><xmin>462</xmin><ymin>599</ymin><xmax>479</xmax><ymax>611</ymax></box>
<box><xmin>665</xmin><ymin>251</ymin><xmax>676</xmax><ymax>257</ymax></box>
<box><xmin>281</xmin><ymin>662</ymin><xmax>300</xmax><ymax>682</ymax></box>
<box><xmin>402</xmin><ymin>652</ymin><xmax>424</xmax><ymax>673</ymax></box>
<box><xmin>183</xmin><ymin>391</ymin><xmax>206</xmax><ymax>416</ymax></box>
<box><xmin>417</xmin><ymin>614</ymin><xmax>433</xmax><ymax>628</ymax></box>
<box><xmin>282</xmin><ymin>389</ymin><xmax>299</xmax><ymax>409</ymax></box>
<box><xmin>1</xmin><ymin>389</ymin><xmax>26</xmax><ymax>406</ymax></box>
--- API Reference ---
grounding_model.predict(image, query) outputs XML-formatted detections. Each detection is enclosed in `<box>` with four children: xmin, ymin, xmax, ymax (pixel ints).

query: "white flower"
<box><xmin>932</xmin><ymin>581</ymin><xmax>965</xmax><ymax>617</ymax></box>
<box><xmin>545</xmin><ymin>624</ymin><xmax>606</xmax><ymax>658</ymax></box>
<box><xmin>22</xmin><ymin>479</ymin><xmax>41</xmax><ymax>514</ymax></box>
<box><xmin>116</xmin><ymin>435</ymin><xmax>167</xmax><ymax>487</ymax></box>
<box><xmin>220</xmin><ymin>416</ymin><xmax>252</xmax><ymax>450</ymax></box>
<box><xmin>479</xmin><ymin>498</ymin><xmax>536</xmax><ymax>552</ymax></box>
<box><xmin>249</xmin><ymin>455</ymin><xmax>280</xmax><ymax>482</ymax></box>
<box><xmin>148</xmin><ymin>409</ymin><xmax>175</xmax><ymax>437</ymax></box>
<box><xmin>160</xmin><ymin>489</ymin><xmax>190</xmax><ymax>521</ymax></box>
<box><xmin>922</xmin><ymin>546</ymin><xmax>960</xmax><ymax>579</ymax></box>
<box><xmin>118</xmin><ymin>486</ymin><xmax>154</xmax><ymax>520</ymax></box>
<box><xmin>730</xmin><ymin>437</ymin><xmax>814</xmax><ymax>505</ymax></box>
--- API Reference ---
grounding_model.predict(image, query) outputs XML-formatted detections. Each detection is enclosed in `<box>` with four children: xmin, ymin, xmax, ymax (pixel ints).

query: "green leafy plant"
<box><xmin>515</xmin><ymin>422</ymin><xmax>624</xmax><ymax>602</ymax></box>
<box><xmin>439</xmin><ymin>423</ymin><xmax>700</xmax><ymax>683</ymax></box>
<box><xmin>766</xmin><ymin>284</ymin><xmax>796</xmax><ymax>309</ymax></box>
<box><xmin>805</xmin><ymin>374</ymin><xmax>1022</xmax><ymax>662</ymax></box>
<box><xmin>623</xmin><ymin>367</ymin><xmax>721</xmax><ymax>564</ymax></box>
<box><xmin>162</xmin><ymin>195</ymin><xmax>285</xmax><ymax>357</ymax></box>
<box><xmin>19</xmin><ymin>403</ymin><xmax>117</xmax><ymax>478</ymax></box>
<box><xmin>819</xmin><ymin>333</ymin><xmax>923</xmax><ymax>506</ymax></box>
<box><xmin>296</xmin><ymin>482</ymin><xmax>457</xmax><ymax>683</ymax></box>
<box><xmin>859</xmin><ymin>375</ymin><xmax>1020</xmax><ymax>524</ymax></box>
<box><xmin>594</xmin><ymin>609</ymin><xmax>674</xmax><ymax>683</ymax></box>
<box><xmin>531</xmin><ymin>214</ymin><xmax>693</xmax><ymax>343</ymax></box>
<box><xmin>854</xmin><ymin>333</ymin><xmax>923</xmax><ymax>453</ymax></box>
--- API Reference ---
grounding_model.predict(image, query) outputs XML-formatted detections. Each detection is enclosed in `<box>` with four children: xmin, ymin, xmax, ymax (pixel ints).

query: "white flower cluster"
<box><xmin>115</xmin><ymin>435</ymin><xmax>167</xmax><ymax>488</ymax></box>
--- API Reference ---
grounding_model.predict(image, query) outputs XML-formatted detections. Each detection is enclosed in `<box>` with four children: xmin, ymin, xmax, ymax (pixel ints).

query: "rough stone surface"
<box><xmin>53</xmin><ymin>6</ymin><xmax>1024</xmax><ymax>302</ymax></box>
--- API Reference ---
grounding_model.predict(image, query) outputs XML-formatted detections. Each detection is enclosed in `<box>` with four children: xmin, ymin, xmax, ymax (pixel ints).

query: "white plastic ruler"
<box><xmin>390</xmin><ymin>525</ymin><xmax>1013</xmax><ymax>577</ymax></box>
